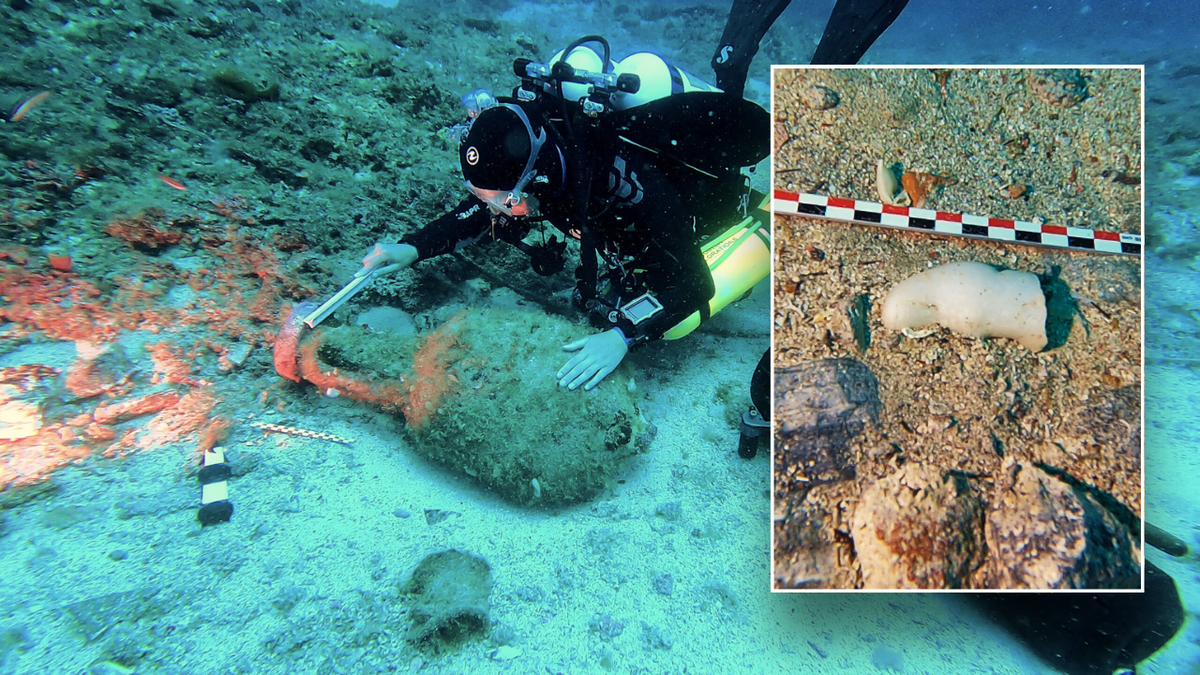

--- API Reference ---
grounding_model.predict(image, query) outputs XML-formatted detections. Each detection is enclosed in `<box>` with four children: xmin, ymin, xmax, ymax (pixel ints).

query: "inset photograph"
<box><xmin>770</xmin><ymin>67</ymin><xmax>1143</xmax><ymax>590</ymax></box>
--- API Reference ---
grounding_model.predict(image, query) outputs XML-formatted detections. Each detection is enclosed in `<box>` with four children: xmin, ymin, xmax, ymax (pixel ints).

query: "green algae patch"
<box><xmin>317</xmin><ymin>307</ymin><xmax>649</xmax><ymax>505</ymax></box>
<box><xmin>212</xmin><ymin>67</ymin><xmax>280</xmax><ymax>103</ymax></box>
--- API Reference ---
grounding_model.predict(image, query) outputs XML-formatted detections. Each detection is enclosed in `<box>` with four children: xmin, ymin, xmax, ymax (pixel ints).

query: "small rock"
<box><xmin>588</xmin><ymin>613</ymin><xmax>624</xmax><ymax>641</ymax></box>
<box><xmin>651</xmin><ymin>573</ymin><xmax>673</xmax><ymax>595</ymax></box>
<box><xmin>799</xmin><ymin>84</ymin><xmax>840</xmax><ymax>110</ymax></box>
<box><xmin>108</xmin><ymin>549</ymin><xmax>128</xmax><ymax>561</ymax></box>
<box><xmin>654</xmin><ymin>501</ymin><xmax>681</xmax><ymax>521</ymax></box>
<box><xmin>393</xmin><ymin>508</ymin><xmax>411</xmax><ymax>519</ymax></box>
<box><xmin>226</xmin><ymin>342</ymin><xmax>252</xmax><ymax>367</ymax></box>
<box><xmin>356</xmin><ymin>306</ymin><xmax>415</xmax><ymax>337</ymax></box>
<box><xmin>423</xmin><ymin>509</ymin><xmax>459</xmax><ymax>525</ymax></box>
<box><xmin>1029</xmin><ymin>68</ymin><xmax>1088</xmax><ymax>108</ymax></box>
<box><xmin>491</xmin><ymin>645</ymin><xmax>521</xmax><ymax>661</ymax></box>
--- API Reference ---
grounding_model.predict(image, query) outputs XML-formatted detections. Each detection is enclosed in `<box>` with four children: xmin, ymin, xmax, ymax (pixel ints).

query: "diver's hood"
<box><xmin>460</xmin><ymin>100</ymin><xmax>564</xmax><ymax>197</ymax></box>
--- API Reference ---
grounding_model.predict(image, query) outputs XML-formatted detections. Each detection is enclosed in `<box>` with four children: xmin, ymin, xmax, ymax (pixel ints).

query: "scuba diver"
<box><xmin>357</xmin><ymin>37</ymin><xmax>771</xmax><ymax>392</ymax></box>
<box><xmin>712</xmin><ymin>0</ymin><xmax>912</xmax><ymax>96</ymax></box>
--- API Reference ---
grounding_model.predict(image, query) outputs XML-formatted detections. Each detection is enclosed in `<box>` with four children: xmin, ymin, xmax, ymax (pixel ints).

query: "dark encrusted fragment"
<box><xmin>774</xmin><ymin>358</ymin><xmax>881</xmax><ymax>486</ymax></box>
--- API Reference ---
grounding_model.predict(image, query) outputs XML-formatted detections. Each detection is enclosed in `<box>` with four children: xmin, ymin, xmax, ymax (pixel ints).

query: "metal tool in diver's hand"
<box><xmin>302</xmin><ymin>268</ymin><xmax>378</xmax><ymax>329</ymax></box>
<box><xmin>273</xmin><ymin>270</ymin><xmax>378</xmax><ymax>383</ymax></box>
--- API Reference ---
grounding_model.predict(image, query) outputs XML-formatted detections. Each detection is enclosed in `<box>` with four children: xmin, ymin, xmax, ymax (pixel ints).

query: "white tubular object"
<box><xmin>303</xmin><ymin>270</ymin><xmax>377</xmax><ymax>329</ymax></box>
<box><xmin>881</xmin><ymin>262</ymin><xmax>1048</xmax><ymax>352</ymax></box>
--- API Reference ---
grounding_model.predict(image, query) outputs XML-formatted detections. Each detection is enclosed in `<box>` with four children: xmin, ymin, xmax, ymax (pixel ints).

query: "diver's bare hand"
<box><xmin>557</xmin><ymin>329</ymin><xmax>629</xmax><ymax>391</ymax></box>
<box><xmin>357</xmin><ymin>243</ymin><xmax>419</xmax><ymax>278</ymax></box>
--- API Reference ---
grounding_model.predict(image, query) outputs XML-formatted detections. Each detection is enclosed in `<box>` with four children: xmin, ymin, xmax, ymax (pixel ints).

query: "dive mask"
<box><xmin>466</xmin><ymin>181</ymin><xmax>536</xmax><ymax>217</ymax></box>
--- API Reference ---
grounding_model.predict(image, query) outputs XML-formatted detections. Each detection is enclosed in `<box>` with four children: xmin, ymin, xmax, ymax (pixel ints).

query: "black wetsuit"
<box><xmin>712</xmin><ymin>0</ymin><xmax>912</xmax><ymax>96</ymax></box>
<box><xmin>401</xmin><ymin>136</ymin><xmax>746</xmax><ymax>345</ymax></box>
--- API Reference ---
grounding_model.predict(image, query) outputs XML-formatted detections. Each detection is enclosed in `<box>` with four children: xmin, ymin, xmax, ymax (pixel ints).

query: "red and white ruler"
<box><xmin>773</xmin><ymin>191</ymin><xmax>1141</xmax><ymax>256</ymax></box>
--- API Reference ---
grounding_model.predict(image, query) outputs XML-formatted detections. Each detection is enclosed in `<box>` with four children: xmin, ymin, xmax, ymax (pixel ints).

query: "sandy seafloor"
<box><xmin>0</xmin><ymin>1</ymin><xmax>1199</xmax><ymax>675</ymax></box>
<box><xmin>772</xmin><ymin>67</ymin><xmax>1143</xmax><ymax>589</ymax></box>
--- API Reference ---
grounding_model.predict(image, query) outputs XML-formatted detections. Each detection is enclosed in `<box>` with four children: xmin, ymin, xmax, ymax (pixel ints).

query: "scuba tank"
<box><xmin>541</xmin><ymin>44</ymin><xmax>722</xmax><ymax>110</ymax></box>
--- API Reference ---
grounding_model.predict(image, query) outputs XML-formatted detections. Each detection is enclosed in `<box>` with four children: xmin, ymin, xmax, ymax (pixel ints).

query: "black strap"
<box><xmin>567</xmin><ymin>114</ymin><xmax>600</xmax><ymax>306</ymax></box>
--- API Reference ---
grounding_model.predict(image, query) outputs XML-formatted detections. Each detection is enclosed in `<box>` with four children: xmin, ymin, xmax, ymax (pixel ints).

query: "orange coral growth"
<box><xmin>104</xmin><ymin>207</ymin><xmax>185</xmax><ymax>249</ymax></box>
<box><xmin>65</xmin><ymin>360</ymin><xmax>107</xmax><ymax>399</ymax></box>
<box><xmin>93</xmin><ymin>390</ymin><xmax>182</xmax><ymax>425</ymax></box>
<box><xmin>197</xmin><ymin>416</ymin><xmax>231</xmax><ymax>454</ymax></box>
<box><xmin>0</xmin><ymin>427</ymin><xmax>92</xmax><ymax>491</ymax></box>
<box><xmin>4</xmin><ymin>196</ymin><xmax>316</xmax><ymax>350</ymax></box>
<box><xmin>170</xmin><ymin>227</ymin><xmax>317</xmax><ymax>346</ymax></box>
<box><xmin>0</xmin><ymin>247</ymin><xmax>29</xmax><ymax>264</ymax></box>
<box><xmin>103</xmin><ymin>388</ymin><xmax>219</xmax><ymax>456</ymax></box>
<box><xmin>83</xmin><ymin>423</ymin><xmax>117</xmax><ymax>441</ymax></box>
<box><xmin>901</xmin><ymin>171</ymin><xmax>957</xmax><ymax>208</ymax></box>
<box><xmin>0</xmin><ymin>364</ymin><xmax>60</xmax><ymax>391</ymax></box>
<box><xmin>147</xmin><ymin>341</ymin><xmax>205</xmax><ymax>386</ymax></box>
<box><xmin>0</xmin><ymin>265</ymin><xmax>124</xmax><ymax>342</ymax></box>
<box><xmin>296</xmin><ymin>335</ymin><xmax>406</xmax><ymax>415</ymax></box>
<box><xmin>403</xmin><ymin>313</ymin><xmax>464</xmax><ymax>429</ymax></box>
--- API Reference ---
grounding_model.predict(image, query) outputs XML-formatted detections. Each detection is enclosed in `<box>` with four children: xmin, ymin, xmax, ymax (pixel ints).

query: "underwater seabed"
<box><xmin>0</xmin><ymin>290</ymin><xmax>1182</xmax><ymax>672</ymax></box>
<box><xmin>0</xmin><ymin>279</ymin><xmax>1095</xmax><ymax>675</ymax></box>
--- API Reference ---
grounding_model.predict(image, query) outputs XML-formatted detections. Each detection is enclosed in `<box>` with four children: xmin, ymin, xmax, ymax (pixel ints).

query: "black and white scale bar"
<box><xmin>773</xmin><ymin>190</ymin><xmax>1141</xmax><ymax>256</ymax></box>
<box><xmin>198</xmin><ymin>446</ymin><xmax>234</xmax><ymax>526</ymax></box>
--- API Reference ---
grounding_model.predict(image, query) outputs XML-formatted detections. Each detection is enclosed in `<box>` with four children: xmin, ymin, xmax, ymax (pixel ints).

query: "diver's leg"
<box><xmin>712</xmin><ymin>0</ymin><xmax>793</xmax><ymax>97</ymax></box>
<box><xmin>810</xmin><ymin>0</ymin><xmax>910</xmax><ymax>64</ymax></box>
<box><xmin>750</xmin><ymin>348</ymin><xmax>770</xmax><ymax>420</ymax></box>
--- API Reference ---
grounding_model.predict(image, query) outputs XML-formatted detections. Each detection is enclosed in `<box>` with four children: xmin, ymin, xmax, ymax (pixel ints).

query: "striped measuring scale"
<box><xmin>773</xmin><ymin>190</ymin><xmax>1141</xmax><ymax>256</ymax></box>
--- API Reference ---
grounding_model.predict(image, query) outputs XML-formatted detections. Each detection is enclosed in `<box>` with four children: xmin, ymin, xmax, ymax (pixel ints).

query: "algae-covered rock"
<box><xmin>315</xmin><ymin>306</ymin><xmax>648</xmax><ymax>505</ymax></box>
<box><xmin>403</xmin><ymin>549</ymin><xmax>491</xmax><ymax>653</ymax></box>
<box><xmin>211</xmin><ymin>67</ymin><xmax>280</xmax><ymax>103</ymax></box>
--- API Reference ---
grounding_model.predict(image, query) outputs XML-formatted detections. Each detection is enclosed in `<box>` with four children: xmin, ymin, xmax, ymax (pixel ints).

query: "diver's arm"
<box><xmin>398</xmin><ymin>196</ymin><xmax>492</xmax><ymax>261</ymax></box>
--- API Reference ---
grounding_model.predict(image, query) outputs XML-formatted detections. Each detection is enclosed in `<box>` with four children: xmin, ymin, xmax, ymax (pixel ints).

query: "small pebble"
<box><xmin>393</xmin><ymin>508</ymin><xmax>411</xmax><ymax>519</ymax></box>
<box><xmin>651</xmin><ymin>573</ymin><xmax>674</xmax><ymax>595</ymax></box>
<box><xmin>491</xmin><ymin>645</ymin><xmax>521</xmax><ymax>661</ymax></box>
<box><xmin>89</xmin><ymin>661</ymin><xmax>136</xmax><ymax>675</ymax></box>
<box><xmin>799</xmin><ymin>84</ymin><xmax>840</xmax><ymax>110</ymax></box>
<box><xmin>108</xmin><ymin>549</ymin><xmax>128</xmax><ymax>561</ymax></box>
<box><xmin>226</xmin><ymin>342</ymin><xmax>252</xmax><ymax>367</ymax></box>
<box><xmin>424</xmin><ymin>509</ymin><xmax>459</xmax><ymax>525</ymax></box>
